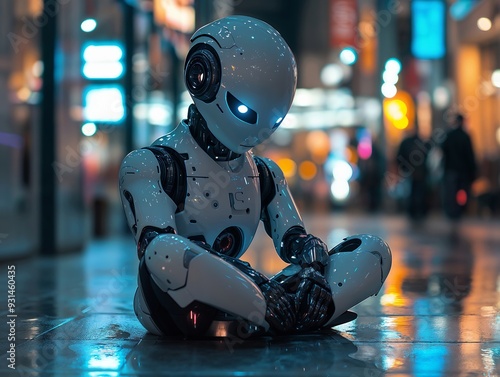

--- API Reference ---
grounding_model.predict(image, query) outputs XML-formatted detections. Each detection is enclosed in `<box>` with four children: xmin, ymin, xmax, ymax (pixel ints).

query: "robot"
<box><xmin>119</xmin><ymin>15</ymin><xmax>391</xmax><ymax>338</ymax></box>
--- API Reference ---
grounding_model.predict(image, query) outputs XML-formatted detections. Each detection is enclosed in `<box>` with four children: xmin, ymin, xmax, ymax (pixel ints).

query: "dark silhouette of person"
<box><xmin>359</xmin><ymin>138</ymin><xmax>385</xmax><ymax>213</ymax></box>
<box><xmin>396</xmin><ymin>124</ymin><xmax>430</xmax><ymax>221</ymax></box>
<box><xmin>440</xmin><ymin>113</ymin><xmax>477</xmax><ymax>220</ymax></box>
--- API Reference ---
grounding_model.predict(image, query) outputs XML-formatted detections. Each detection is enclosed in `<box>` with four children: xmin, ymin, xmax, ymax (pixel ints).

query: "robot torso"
<box><xmin>152</xmin><ymin>121</ymin><xmax>261</xmax><ymax>258</ymax></box>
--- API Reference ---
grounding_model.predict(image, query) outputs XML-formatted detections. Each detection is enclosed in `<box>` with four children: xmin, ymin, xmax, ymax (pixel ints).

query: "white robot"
<box><xmin>119</xmin><ymin>16</ymin><xmax>391</xmax><ymax>338</ymax></box>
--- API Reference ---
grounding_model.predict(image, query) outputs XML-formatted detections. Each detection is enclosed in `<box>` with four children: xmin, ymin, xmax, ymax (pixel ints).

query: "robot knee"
<box><xmin>329</xmin><ymin>234</ymin><xmax>392</xmax><ymax>283</ymax></box>
<box><xmin>143</xmin><ymin>234</ymin><xmax>201</xmax><ymax>292</ymax></box>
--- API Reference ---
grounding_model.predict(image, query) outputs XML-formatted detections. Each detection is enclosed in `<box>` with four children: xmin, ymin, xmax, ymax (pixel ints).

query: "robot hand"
<box><xmin>286</xmin><ymin>232</ymin><xmax>330</xmax><ymax>270</ymax></box>
<box><xmin>209</xmin><ymin>249</ymin><xmax>297</xmax><ymax>335</ymax></box>
<box><xmin>259</xmin><ymin>279</ymin><xmax>296</xmax><ymax>334</ymax></box>
<box><xmin>300</xmin><ymin>235</ymin><xmax>330</xmax><ymax>267</ymax></box>
<box><xmin>294</xmin><ymin>267</ymin><xmax>334</xmax><ymax>332</ymax></box>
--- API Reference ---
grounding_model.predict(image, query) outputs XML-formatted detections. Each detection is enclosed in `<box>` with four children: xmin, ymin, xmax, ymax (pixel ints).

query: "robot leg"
<box><xmin>135</xmin><ymin>234</ymin><xmax>270</xmax><ymax>337</ymax></box>
<box><xmin>323</xmin><ymin>234</ymin><xmax>392</xmax><ymax>327</ymax></box>
<box><xmin>272</xmin><ymin>234</ymin><xmax>391</xmax><ymax>328</ymax></box>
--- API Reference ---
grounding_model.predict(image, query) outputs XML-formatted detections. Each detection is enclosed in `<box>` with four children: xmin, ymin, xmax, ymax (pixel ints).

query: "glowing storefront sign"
<box><xmin>82</xmin><ymin>43</ymin><xmax>124</xmax><ymax>80</ymax></box>
<box><xmin>83</xmin><ymin>86</ymin><xmax>125</xmax><ymax>123</ymax></box>
<box><xmin>411</xmin><ymin>1</ymin><xmax>446</xmax><ymax>59</ymax></box>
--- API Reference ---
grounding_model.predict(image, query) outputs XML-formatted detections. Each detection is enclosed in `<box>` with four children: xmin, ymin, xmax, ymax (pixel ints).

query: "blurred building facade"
<box><xmin>1</xmin><ymin>0</ymin><xmax>499</xmax><ymax>259</ymax></box>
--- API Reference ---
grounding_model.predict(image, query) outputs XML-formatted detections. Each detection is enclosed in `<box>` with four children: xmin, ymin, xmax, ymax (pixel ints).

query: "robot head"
<box><xmin>184</xmin><ymin>16</ymin><xmax>297</xmax><ymax>154</ymax></box>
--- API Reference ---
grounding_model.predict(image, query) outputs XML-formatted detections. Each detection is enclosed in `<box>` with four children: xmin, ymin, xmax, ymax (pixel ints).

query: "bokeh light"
<box><xmin>320</xmin><ymin>63</ymin><xmax>344</xmax><ymax>86</ymax></box>
<box><xmin>381</xmin><ymin>83</ymin><xmax>397</xmax><ymax>98</ymax></box>
<box><xmin>385</xmin><ymin>58</ymin><xmax>402</xmax><ymax>74</ymax></box>
<box><xmin>477</xmin><ymin>17</ymin><xmax>492</xmax><ymax>31</ymax></box>
<box><xmin>81</xmin><ymin>18</ymin><xmax>97</xmax><ymax>33</ymax></box>
<box><xmin>330</xmin><ymin>180</ymin><xmax>350</xmax><ymax>201</ymax></box>
<box><xmin>81</xmin><ymin>122</ymin><xmax>97</xmax><ymax>137</ymax></box>
<box><xmin>306</xmin><ymin>130</ymin><xmax>330</xmax><ymax>164</ymax></box>
<box><xmin>277</xmin><ymin>158</ymin><xmax>297</xmax><ymax>178</ymax></box>
<box><xmin>383</xmin><ymin>70</ymin><xmax>399</xmax><ymax>85</ymax></box>
<box><xmin>332</xmin><ymin>160</ymin><xmax>353</xmax><ymax>181</ymax></box>
<box><xmin>299</xmin><ymin>161</ymin><xmax>317</xmax><ymax>181</ymax></box>
<box><xmin>491</xmin><ymin>70</ymin><xmax>500</xmax><ymax>88</ymax></box>
<box><xmin>339</xmin><ymin>47</ymin><xmax>358</xmax><ymax>65</ymax></box>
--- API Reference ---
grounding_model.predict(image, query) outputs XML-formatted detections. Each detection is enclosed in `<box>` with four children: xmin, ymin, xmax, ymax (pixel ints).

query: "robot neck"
<box><xmin>188</xmin><ymin>104</ymin><xmax>241</xmax><ymax>161</ymax></box>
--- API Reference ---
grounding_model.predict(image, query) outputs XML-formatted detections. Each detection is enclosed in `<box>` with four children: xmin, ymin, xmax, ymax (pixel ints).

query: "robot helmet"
<box><xmin>185</xmin><ymin>15</ymin><xmax>297</xmax><ymax>154</ymax></box>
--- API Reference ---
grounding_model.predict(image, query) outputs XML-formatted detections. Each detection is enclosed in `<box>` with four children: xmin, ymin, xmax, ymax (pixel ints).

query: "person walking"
<box><xmin>396</xmin><ymin>124</ymin><xmax>429</xmax><ymax>222</ymax></box>
<box><xmin>440</xmin><ymin>113</ymin><xmax>477</xmax><ymax>221</ymax></box>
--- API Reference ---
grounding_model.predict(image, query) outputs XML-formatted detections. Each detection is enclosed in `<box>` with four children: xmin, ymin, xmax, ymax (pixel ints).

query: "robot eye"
<box><xmin>184</xmin><ymin>44</ymin><xmax>221</xmax><ymax>103</ymax></box>
<box><xmin>227</xmin><ymin>92</ymin><xmax>257</xmax><ymax>124</ymax></box>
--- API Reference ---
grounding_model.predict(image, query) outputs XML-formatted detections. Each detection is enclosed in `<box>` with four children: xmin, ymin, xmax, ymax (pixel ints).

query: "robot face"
<box><xmin>185</xmin><ymin>16</ymin><xmax>297</xmax><ymax>154</ymax></box>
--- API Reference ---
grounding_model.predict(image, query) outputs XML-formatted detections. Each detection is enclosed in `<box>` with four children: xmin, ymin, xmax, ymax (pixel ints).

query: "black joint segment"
<box><xmin>253</xmin><ymin>156</ymin><xmax>276</xmax><ymax>209</ymax></box>
<box><xmin>142</xmin><ymin>145</ymin><xmax>187</xmax><ymax>212</ymax></box>
<box><xmin>280</xmin><ymin>226</ymin><xmax>307</xmax><ymax>263</ymax></box>
<box><xmin>138</xmin><ymin>258</ymin><xmax>181</xmax><ymax>336</ymax></box>
<box><xmin>188</xmin><ymin>104</ymin><xmax>240</xmax><ymax>161</ymax></box>
<box><xmin>137</xmin><ymin>226</ymin><xmax>175</xmax><ymax>260</ymax></box>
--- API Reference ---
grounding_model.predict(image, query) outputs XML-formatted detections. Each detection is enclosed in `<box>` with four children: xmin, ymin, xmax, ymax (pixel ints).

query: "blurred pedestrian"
<box><xmin>396</xmin><ymin>123</ymin><xmax>429</xmax><ymax>221</ymax></box>
<box><xmin>359</xmin><ymin>137</ymin><xmax>385</xmax><ymax>212</ymax></box>
<box><xmin>440</xmin><ymin>113</ymin><xmax>477</xmax><ymax>221</ymax></box>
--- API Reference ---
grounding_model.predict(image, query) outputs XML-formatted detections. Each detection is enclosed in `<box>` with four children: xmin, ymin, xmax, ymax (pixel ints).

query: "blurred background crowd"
<box><xmin>1</xmin><ymin>0</ymin><xmax>500</xmax><ymax>259</ymax></box>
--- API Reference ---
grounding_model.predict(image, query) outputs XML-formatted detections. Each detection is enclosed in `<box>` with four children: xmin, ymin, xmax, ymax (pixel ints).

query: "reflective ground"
<box><xmin>1</xmin><ymin>214</ymin><xmax>499</xmax><ymax>376</ymax></box>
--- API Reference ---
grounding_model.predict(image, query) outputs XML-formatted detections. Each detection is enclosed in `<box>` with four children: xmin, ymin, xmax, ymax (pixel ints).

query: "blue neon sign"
<box><xmin>411</xmin><ymin>1</ymin><xmax>446</xmax><ymax>59</ymax></box>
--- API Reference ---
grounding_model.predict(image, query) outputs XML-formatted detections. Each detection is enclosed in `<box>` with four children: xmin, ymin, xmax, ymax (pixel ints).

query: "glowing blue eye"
<box><xmin>226</xmin><ymin>92</ymin><xmax>257</xmax><ymax>124</ymax></box>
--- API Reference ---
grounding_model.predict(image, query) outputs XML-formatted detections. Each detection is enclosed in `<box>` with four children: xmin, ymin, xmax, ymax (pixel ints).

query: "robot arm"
<box><xmin>254</xmin><ymin>156</ymin><xmax>330</xmax><ymax>268</ymax></box>
<box><xmin>119</xmin><ymin>148</ymin><xmax>180</xmax><ymax>258</ymax></box>
<box><xmin>255</xmin><ymin>156</ymin><xmax>334</xmax><ymax>331</ymax></box>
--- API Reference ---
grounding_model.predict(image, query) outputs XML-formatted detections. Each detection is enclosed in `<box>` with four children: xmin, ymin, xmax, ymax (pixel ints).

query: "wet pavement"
<box><xmin>0</xmin><ymin>213</ymin><xmax>499</xmax><ymax>376</ymax></box>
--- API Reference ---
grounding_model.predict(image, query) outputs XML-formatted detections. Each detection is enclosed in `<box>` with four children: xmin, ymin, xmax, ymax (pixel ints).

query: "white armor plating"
<box><xmin>256</xmin><ymin>157</ymin><xmax>305</xmax><ymax>258</ymax></box>
<box><xmin>119</xmin><ymin>148</ymin><xmax>178</xmax><ymax>242</ymax></box>
<box><xmin>144</xmin><ymin>234</ymin><xmax>268</xmax><ymax>330</ymax></box>
<box><xmin>151</xmin><ymin>122</ymin><xmax>261</xmax><ymax>258</ymax></box>
<box><xmin>325</xmin><ymin>234</ymin><xmax>392</xmax><ymax>326</ymax></box>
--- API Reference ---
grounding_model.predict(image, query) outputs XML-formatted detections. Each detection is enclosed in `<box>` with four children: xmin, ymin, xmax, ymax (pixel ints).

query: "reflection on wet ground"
<box><xmin>0</xmin><ymin>214</ymin><xmax>499</xmax><ymax>376</ymax></box>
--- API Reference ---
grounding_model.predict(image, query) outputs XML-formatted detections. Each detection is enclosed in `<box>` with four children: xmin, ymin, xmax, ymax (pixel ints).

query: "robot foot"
<box><xmin>328</xmin><ymin>311</ymin><xmax>357</xmax><ymax>327</ymax></box>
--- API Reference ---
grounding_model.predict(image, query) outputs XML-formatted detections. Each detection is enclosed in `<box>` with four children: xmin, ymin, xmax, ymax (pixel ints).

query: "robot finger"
<box><xmin>297</xmin><ymin>285</ymin><xmax>332</xmax><ymax>331</ymax></box>
<box><xmin>266</xmin><ymin>297</ymin><xmax>295</xmax><ymax>333</ymax></box>
<box><xmin>311</xmin><ymin>287</ymin><xmax>332</xmax><ymax>322</ymax></box>
<box><xmin>295</xmin><ymin>278</ymin><xmax>312</xmax><ymax>312</ymax></box>
<box><xmin>306</xmin><ymin>285</ymin><xmax>329</xmax><ymax>321</ymax></box>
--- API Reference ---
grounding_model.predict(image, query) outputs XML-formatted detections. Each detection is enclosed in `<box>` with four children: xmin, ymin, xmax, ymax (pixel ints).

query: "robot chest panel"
<box><xmin>175</xmin><ymin>159</ymin><xmax>261</xmax><ymax>257</ymax></box>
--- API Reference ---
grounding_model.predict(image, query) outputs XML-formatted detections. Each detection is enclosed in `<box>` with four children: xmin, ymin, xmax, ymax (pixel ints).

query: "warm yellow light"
<box><xmin>277</xmin><ymin>158</ymin><xmax>297</xmax><ymax>178</ymax></box>
<box><xmin>380</xmin><ymin>293</ymin><xmax>398</xmax><ymax>306</ymax></box>
<box><xmin>394</xmin><ymin>117</ymin><xmax>409</xmax><ymax>129</ymax></box>
<box><xmin>306</xmin><ymin>130</ymin><xmax>330</xmax><ymax>164</ymax></box>
<box><xmin>386</xmin><ymin>99</ymin><xmax>407</xmax><ymax>120</ymax></box>
<box><xmin>477</xmin><ymin>17</ymin><xmax>492</xmax><ymax>31</ymax></box>
<box><xmin>299</xmin><ymin>161</ymin><xmax>317</xmax><ymax>181</ymax></box>
<box><xmin>383</xmin><ymin>91</ymin><xmax>415</xmax><ymax>130</ymax></box>
<box><xmin>17</xmin><ymin>87</ymin><xmax>31</xmax><ymax>102</ymax></box>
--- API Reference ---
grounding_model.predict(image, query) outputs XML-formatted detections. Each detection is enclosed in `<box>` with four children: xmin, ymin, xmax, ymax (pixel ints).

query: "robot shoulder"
<box><xmin>253</xmin><ymin>156</ymin><xmax>286</xmax><ymax>208</ymax></box>
<box><xmin>119</xmin><ymin>146</ymin><xmax>187</xmax><ymax>209</ymax></box>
